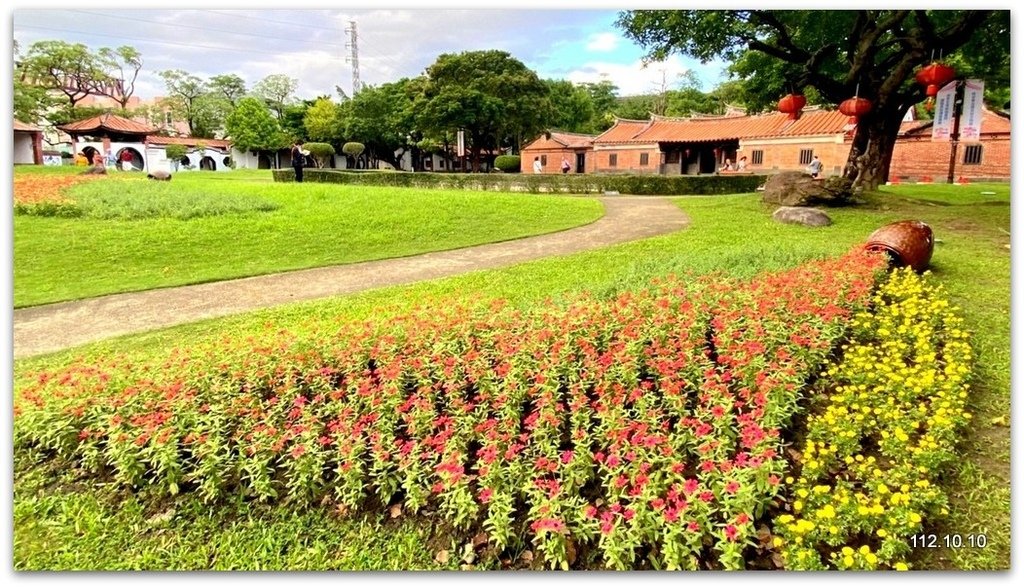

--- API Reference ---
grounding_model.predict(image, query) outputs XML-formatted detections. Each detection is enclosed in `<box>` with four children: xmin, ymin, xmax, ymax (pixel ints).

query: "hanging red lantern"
<box><xmin>915</xmin><ymin>62</ymin><xmax>956</xmax><ymax>93</ymax></box>
<box><xmin>777</xmin><ymin>94</ymin><xmax>807</xmax><ymax>119</ymax></box>
<box><xmin>839</xmin><ymin>96</ymin><xmax>873</xmax><ymax>125</ymax></box>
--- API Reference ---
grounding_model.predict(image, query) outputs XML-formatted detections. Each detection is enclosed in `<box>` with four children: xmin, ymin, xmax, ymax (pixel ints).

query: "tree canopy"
<box><xmin>617</xmin><ymin>10</ymin><xmax>1008</xmax><ymax>189</ymax></box>
<box><xmin>225</xmin><ymin>96</ymin><xmax>284</xmax><ymax>153</ymax></box>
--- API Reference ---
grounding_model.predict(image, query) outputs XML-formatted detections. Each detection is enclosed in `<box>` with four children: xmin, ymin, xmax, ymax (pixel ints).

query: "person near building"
<box><xmin>533</xmin><ymin>156</ymin><xmax>543</xmax><ymax>174</ymax></box>
<box><xmin>561</xmin><ymin>157</ymin><xmax>571</xmax><ymax>174</ymax></box>
<box><xmin>736</xmin><ymin>156</ymin><xmax>748</xmax><ymax>171</ymax></box>
<box><xmin>806</xmin><ymin>154</ymin><xmax>823</xmax><ymax>178</ymax></box>
<box><xmin>120</xmin><ymin>149</ymin><xmax>134</xmax><ymax>171</ymax></box>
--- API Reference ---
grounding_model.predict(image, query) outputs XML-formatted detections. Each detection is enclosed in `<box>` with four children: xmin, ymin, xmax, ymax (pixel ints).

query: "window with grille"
<box><xmin>609</xmin><ymin>153</ymin><xmax>618</xmax><ymax>167</ymax></box>
<box><xmin>799</xmin><ymin>149</ymin><xmax>813</xmax><ymax>165</ymax></box>
<box><xmin>752</xmin><ymin>150</ymin><xmax>764</xmax><ymax>165</ymax></box>
<box><xmin>640</xmin><ymin>153</ymin><xmax>649</xmax><ymax>166</ymax></box>
<box><xmin>963</xmin><ymin>144</ymin><xmax>983</xmax><ymax>165</ymax></box>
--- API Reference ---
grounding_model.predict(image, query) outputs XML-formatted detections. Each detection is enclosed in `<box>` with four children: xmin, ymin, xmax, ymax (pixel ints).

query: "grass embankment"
<box><xmin>13</xmin><ymin>169</ymin><xmax>603</xmax><ymax>307</ymax></box>
<box><xmin>13</xmin><ymin>183</ymin><xmax>1010</xmax><ymax>570</ymax></box>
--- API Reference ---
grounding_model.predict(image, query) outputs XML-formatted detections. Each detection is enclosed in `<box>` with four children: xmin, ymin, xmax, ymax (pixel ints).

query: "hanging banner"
<box><xmin>456</xmin><ymin>129</ymin><xmax>465</xmax><ymax>157</ymax></box>
<box><xmin>931</xmin><ymin>80</ymin><xmax>957</xmax><ymax>142</ymax></box>
<box><xmin>959</xmin><ymin>79</ymin><xmax>985</xmax><ymax>143</ymax></box>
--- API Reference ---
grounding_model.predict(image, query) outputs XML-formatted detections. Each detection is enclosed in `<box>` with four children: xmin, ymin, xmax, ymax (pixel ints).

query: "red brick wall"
<box><xmin>520</xmin><ymin>147</ymin><xmax>592</xmax><ymax>174</ymax></box>
<box><xmin>592</xmin><ymin>145</ymin><xmax>661</xmax><ymax>174</ymax></box>
<box><xmin>738</xmin><ymin>140</ymin><xmax>851</xmax><ymax>177</ymax></box>
<box><xmin>889</xmin><ymin>135</ymin><xmax>1010</xmax><ymax>181</ymax></box>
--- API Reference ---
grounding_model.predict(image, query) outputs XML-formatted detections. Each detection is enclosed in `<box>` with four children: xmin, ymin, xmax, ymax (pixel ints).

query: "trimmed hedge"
<box><xmin>272</xmin><ymin>168</ymin><xmax>766</xmax><ymax>196</ymax></box>
<box><xmin>493</xmin><ymin>155</ymin><xmax>522</xmax><ymax>173</ymax></box>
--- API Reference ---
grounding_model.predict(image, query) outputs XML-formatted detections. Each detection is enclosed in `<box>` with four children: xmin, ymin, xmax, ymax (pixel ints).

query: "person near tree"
<box><xmin>291</xmin><ymin>139</ymin><xmax>309</xmax><ymax>183</ymax></box>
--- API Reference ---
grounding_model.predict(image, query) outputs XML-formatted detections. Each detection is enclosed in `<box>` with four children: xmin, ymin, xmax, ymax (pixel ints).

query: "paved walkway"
<box><xmin>14</xmin><ymin>196</ymin><xmax>690</xmax><ymax>358</ymax></box>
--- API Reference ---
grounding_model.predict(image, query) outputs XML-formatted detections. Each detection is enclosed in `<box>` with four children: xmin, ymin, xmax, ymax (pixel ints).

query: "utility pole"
<box><xmin>345</xmin><ymin>20</ymin><xmax>361</xmax><ymax>97</ymax></box>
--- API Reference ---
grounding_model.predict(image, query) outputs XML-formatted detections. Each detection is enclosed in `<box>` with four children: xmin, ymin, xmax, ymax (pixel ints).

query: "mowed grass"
<box><xmin>13</xmin><ymin>182</ymin><xmax>1010</xmax><ymax>570</ymax></box>
<box><xmin>13</xmin><ymin>168</ymin><xmax>603</xmax><ymax>307</ymax></box>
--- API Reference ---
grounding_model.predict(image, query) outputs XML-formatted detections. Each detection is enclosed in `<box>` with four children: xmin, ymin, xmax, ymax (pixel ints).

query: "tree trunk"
<box><xmin>845</xmin><ymin>103</ymin><xmax>910</xmax><ymax>192</ymax></box>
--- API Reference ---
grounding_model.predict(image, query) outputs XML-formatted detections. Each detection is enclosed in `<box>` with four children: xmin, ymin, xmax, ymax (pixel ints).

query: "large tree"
<box><xmin>345</xmin><ymin>79</ymin><xmax>419</xmax><ymax>170</ymax></box>
<box><xmin>253</xmin><ymin>74</ymin><xmax>298</xmax><ymax>121</ymax></box>
<box><xmin>617</xmin><ymin>10</ymin><xmax>1007</xmax><ymax>189</ymax></box>
<box><xmin>416</xmin><ymin>50</ymin><xmax>550</xmax><ymax>171</ymax></box>
<box><xmin>20</xmin><ymin>40</ymin><xmax>106</xmax><ymax>112</ymax></box>
<box><xmin>159</xmin><ymin>69</ymin><xmax>214</xmax><ymax>137</ymax></box>
<box><xmin>93</xmin><ymin>46</ymin><xmax>143</xmax><ymax>109</ymax></box>
<box><xmin>225</xmin><ymin>96</ymin><xmax>285</xmax><ymax>154</ymax></box>
<box><xmin>209</xmin><ymin>74</ymin><xmax>248</xmax><ymax>107</ymax></box>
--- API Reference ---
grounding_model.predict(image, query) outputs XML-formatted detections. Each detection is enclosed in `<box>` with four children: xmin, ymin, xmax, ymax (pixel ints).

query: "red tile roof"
<box><xmin>593</xmin><ymin>118</ymin><xmax>652</xmax><ymax>144</ymax></box>
<box><xmin>13</xmin><ymin>119</ymin><xmax>42</xmax><ymax>132</ymax></box>
<box><xmin>146</xmin><ymin>135</ymin><xmax>232</xmax><ymax>149</ymax></box>
<box><xmin>57</xmin><ymin>112</ymin><xmax>157</xmax><ymax>135</ymax></box>
<box><xmin>595</xmin><ymin>109</ymin><xmax>852</xmax><ymax>144</ymax></box>
<box><xmin>900</xmin><ymin>107</ymin><xmax>1010</xmax><ymax>137</ymax></box>
<box><xmin>548</xmin><ymin>131</ymin><xmax>597</xmax><ymax>149</ymax></box>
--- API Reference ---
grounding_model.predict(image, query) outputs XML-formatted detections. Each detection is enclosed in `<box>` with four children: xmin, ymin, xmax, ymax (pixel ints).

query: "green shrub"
<box><xmin>342</xmin><ymin>142</ymin><xmax>365</xmax><ymax>158</ymax></box>
<box><xmin>164</xmin><ymin>144</ymin><xmax>188</xmax><ymax>161</ymax></box>
<box><xmin>272</xmin><ymin>168</ymin><xmax>767</xmax><ymax>196</ymax></box>
<box><xmin>493</xmin><ymin>155</ymin><xmax>521</xmax><ymax>173</ymax></box>
<box><xmin>304</xmin><ymin>142</ymin><xmax>336</xmax><ymax>169</ymax></box>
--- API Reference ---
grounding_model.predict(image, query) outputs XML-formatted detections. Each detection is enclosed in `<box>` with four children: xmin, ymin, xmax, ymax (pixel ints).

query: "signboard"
<box><xmin>456</xmin><ymin>129</ymin><xmax>465</xmax><ymax>157</ymax></box>
<box><xmin>959</xmin><ymin>79</ymin><xmax>985</xmax><ymax>143</ymax></box>
<box><xmin>931</xmin><ymin>81</ymin><xmax>957</xmax><ymax>142</ymax></box>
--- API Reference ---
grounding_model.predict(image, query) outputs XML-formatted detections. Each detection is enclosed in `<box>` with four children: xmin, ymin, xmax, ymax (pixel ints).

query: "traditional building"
<box><xmin>14</xmin><ymin>119</ymin><xmax>44</xmax><ymax>165</ymax></box>
<box><xmin>56</xmin><ymin>113</ymin><xmax>234</xmax><ymax>173</ymax></box>
<box><xmin>889</xmin><ymin>107</ymin><xmax>1010</xmax><ymax>182</ymax></box>
<box><xmin>519</xmin><ymin>131</ymin><xmax>598</xmax><ymax>174</ymax></box>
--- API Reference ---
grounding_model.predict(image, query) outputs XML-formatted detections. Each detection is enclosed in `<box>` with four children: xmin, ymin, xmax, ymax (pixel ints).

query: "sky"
<box><xmin>10</xmin><ymin>2</ymin><xmax>732</xmax><ymax>103</ymax></box>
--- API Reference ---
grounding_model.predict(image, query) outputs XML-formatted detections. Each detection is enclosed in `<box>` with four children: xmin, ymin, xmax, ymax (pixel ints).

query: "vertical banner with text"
<box><xmin>931</xmin><ymin>81</ymin><xmax>957</xmax><ymax>142</ymax></box>
<box><xmin>959</xmin><ymin>79</ymin><xmax>985</xmax><ymax>142</ymax></box>
<box><xmin>457</xmin><ymin>129</ymin><xmax>465</xmax><ymax>157</ymax></box>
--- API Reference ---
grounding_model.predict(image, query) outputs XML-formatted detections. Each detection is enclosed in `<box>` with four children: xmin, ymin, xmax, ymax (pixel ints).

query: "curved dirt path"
<box><xmin>14</xmin><ymin>196</ymin><xmax>690</xmax><ymax>358</ymax></box>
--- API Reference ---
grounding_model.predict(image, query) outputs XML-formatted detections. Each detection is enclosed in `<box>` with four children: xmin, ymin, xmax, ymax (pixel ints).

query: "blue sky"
<box><xmin>11</xmin><ymin>4</ymin><xmax>731</xmax><ymax>101</ymax></box>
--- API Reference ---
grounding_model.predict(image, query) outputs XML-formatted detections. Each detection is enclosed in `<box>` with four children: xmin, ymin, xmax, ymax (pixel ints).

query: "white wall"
<box><xmin>150</xmin><ymin>146</ymin><xmax>232</xmax><ymax>173</ymax></box>
<box><xmin>14</xmin><ymin>133</ymin><xmax>36</xmax><ymax>164</ymax></box>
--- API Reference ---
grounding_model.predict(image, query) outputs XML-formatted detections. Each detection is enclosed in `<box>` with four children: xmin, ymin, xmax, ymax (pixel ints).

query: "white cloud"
<box><xmin>584</xmin><ymin>32</ymin><xmax>618</xmax><ymax>52</ymax></box>
<box><xmin>565</xmin><ymin>55</ymin><xmax>698</xmax><ymax>97</ymax></box>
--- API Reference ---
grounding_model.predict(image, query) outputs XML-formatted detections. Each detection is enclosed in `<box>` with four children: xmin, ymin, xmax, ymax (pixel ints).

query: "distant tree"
<box><xmin>208</xmin><ymin>74</ymin><xmax>248</xmax><ymax>107</ymax></box>
<box><xmin>20</xmin><ymin>40</ymin><xmax>105</xmax><ymax>111</ymax></box>
<box><xmin>345</xmin><ymin>79</ymin><xmax>419</xmax><ymax>170</ymax></box>
<box><xmin>342</xmin><ymin>141</ymin><xmax>365</xmax><ymax>168</ymax></box>
<box><xmin>225</xmin><ymin>96</ymin><xmax>284</xmax><ymax>154</ymax></box>
<box><xmin>159</xmin><ymin>69</ymin><xmax>210</xmax><ymax>136</ymax></box>
<box><xmin>253</xmin><ymin>74</ymin><xmax>298</xmax><ymax>121</ymax></box>
<box><xmin>416</xmin><ymin>50</ymin><xmax>550</xmax><ymax>171</ymax></box>
<box><xmin>93</xmin><ymin>46</ymin><xmax>143</xmax><ymax>109</ymax></box>
<box><xmin>164</xmin><ymin>144</ymin><xmax>187</xmax><ymax>170</ymax></box>
<box><xmin>544</xmin><ymin>79</ymin><xmax>594</xmax><ymax>134</ymax></box>
<box><xmin>303</xmin><ymin>98</ymin><xmax>342</xmax><ymax>144</ymax></box>
<box><xmin>615</xmin><ymin>94</ymin><xmax>658</xmax><ymax>120</ymax></box>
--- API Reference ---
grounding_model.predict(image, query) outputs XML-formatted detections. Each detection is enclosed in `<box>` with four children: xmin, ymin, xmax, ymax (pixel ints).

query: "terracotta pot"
<box><xmin>865</xmin><ymin>220</ymin><xmax>934</xmax><ymax>272</ymax></box>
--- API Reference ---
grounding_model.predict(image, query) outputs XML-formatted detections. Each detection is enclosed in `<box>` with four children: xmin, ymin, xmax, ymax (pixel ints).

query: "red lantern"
<box><xmin>778</xmin><ymin>94</ymin><xmax>807</xmax><ymax>119</ymax></box>
<box><xmin>915</xmin><ymin>62</ymin><xmax>956</xmax><ymax>93</ymax></box>
<box><xmin>839</xmin><ymin>96</ymin><xmax>873</xmax><ymax>125</ymax></box>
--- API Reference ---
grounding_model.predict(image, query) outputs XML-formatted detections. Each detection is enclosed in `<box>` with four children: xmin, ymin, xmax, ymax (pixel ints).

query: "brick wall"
<box><xmin>592</xmin><ymin>144</ymin><xmax>661</xmax><ymax>174</ymax></box>
<box><xmin>737</xmin><ymin>139</ymin><xmax>851</xmax><ymax>177</ymax></box>
<box><xmin>889</xmin><ymin>135</ymin><xmax>1010</xmax><ymax>181</ymax></box>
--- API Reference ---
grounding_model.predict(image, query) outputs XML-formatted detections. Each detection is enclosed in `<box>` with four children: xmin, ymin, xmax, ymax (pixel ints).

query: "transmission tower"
<box><xmin>345</xmin><ymin>20</ymin><xmax>361</xmax><ymax>96</ymax></box>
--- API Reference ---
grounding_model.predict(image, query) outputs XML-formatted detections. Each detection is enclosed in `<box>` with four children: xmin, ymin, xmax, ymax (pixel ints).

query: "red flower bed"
<box><xmin>14</xmin><ymin>248</ymin><xmax>887</xmax><ymax>569</ymax></box>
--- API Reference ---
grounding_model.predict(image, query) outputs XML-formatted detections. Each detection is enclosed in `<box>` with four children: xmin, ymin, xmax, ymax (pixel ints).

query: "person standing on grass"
<box><xmin>291</xmin><ymin>140</ymin><xmax>309</xmax><ymax>183</ymax></box>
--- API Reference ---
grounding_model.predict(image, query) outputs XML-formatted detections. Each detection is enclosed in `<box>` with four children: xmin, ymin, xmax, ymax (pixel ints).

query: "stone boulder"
<box><xmin>147</xmin><ymin>170</ymin><xmax>172</xmax><ymax>181</ymax></box>
<box><xmin>762</xmin><ymin>172</ymin><xmax>853</xmax><ymax>207</ymax></box>
<box><xmin>772</xmin><ymin>206</ymin><xmax>832</xmax><ymax>227</ymax></box>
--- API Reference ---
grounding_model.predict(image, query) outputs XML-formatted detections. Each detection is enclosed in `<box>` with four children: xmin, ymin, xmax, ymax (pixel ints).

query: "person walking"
<box><xmin>291</xmin><ymin>140</ymin><xmax>308</xmax><ymax>183</ymax></box>
<box><xmin>806</xmin><ymin>154</ymin><xmax>823</xmax><ymax>179</ymax></box>
<box><xmin>533</xmin><ymin>156</ymin><xmax>543</xmax><ymax>174</ymax></box>
<box><xmin>561</xmin><ymin>156</ymin><xmax>571</xmax><ymax>174</ymax></box>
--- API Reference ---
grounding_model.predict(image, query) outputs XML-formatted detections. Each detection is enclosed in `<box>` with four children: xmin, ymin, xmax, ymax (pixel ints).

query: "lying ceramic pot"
<box><xmin>865</xmin><ymin>220</ymin><xmax>934</xmax><ymax>272</ymax></box>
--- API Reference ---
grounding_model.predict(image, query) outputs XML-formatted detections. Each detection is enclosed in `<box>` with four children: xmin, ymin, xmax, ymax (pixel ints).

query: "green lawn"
<box><xmin>13</xmin><ymin>183</ymin><xmax>1010</xmax><ymax>570</ymax></box>
<box><xmin>13</xmin><ymin>168</ymin><xmax>603</xmax><ymax>307</ymax></box>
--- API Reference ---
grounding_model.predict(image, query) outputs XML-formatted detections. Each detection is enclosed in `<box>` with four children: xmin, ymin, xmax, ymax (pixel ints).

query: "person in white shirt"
<box><xmin>533</xmin><ymin>157</ymin><xmax>542</xmax><ymax>174</ymax></box>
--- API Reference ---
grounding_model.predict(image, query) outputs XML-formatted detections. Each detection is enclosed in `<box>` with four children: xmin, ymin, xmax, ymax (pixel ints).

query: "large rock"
<box><xmin>762</xmin><ymin>172</ymin><xmax>852</xmax><ymax>207</ymax></box>
<box><xmin>772</xmin><ymin>206</ymin><xmax>832</xmax><ymax>227</ymax></box>
<box><xmin>147</xmin><ymin>170</ymin><xmax>172</xmax><ymax>181</ymax></box>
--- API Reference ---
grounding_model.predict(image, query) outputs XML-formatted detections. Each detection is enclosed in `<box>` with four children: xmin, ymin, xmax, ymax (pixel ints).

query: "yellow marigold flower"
<box><xmin>841</xmin><ymin>546</ymin><xmax>854</xmax><ymax>556</ymax></box>
<box><xmin>859</xmin><ymin>545</ymin><xmax>871</xmax><ymax>555</ymax></box>
<box><xmin>843</xmin><ymin>555</ymin><xmax>855</xmax><ymax>567</ymax></box>
<box><xmin>894</xmin><ymin>563</ymin><xmax>909</xmax><ymax>571</ymax></box>
<box><xmin>877</xmin><ymin>529</ymin><xmax>888</xmax><ymax>538</ymax></box>
<box><xmin>865</xmin><ymin>553</ymin><xmax>878</xmax><ymax>565</ymax></box>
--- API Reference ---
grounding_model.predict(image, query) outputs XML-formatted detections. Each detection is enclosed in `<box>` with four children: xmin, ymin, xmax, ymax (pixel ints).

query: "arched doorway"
<box><xmin>116</xmin><ymin>147</ymin><xmax>143</xmax><ymax>171</ymax></box>
<box><xmin>257</xmin><ymin>153</ymin><xmax>272</xmax><ymax>169</ymax></box>
<box><xmin>200</xmin><ymin>156</ymin><xmax>216</xmax><ymax>171</ymax></box>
